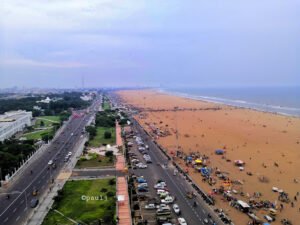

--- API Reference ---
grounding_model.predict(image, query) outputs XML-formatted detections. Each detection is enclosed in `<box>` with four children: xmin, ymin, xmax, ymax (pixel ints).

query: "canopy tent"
<box><xmin>200</xmin><ymin>167</ymin><xmax>210</xmax><ymax>176</ymax></box>
<box><xmin>187</xmin><ymin>156</ymin><xmax>193</xmax><ymax>161</ymax></box>
<box><xmin>195</xmin><ymin>159</ymin><xmax>202</xmax><ymax>164</ymax></box>
<box><xmin>215</xmin><ymin>149</ymin><xmax>225</xmax><ymax>155</ymax></box>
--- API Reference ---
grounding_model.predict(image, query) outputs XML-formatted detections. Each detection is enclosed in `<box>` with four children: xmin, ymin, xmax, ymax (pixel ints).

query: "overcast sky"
<box><xmin>0</xmin><ymin>0</ymin><xmax>299</xmax><ymax>88</ymax></box>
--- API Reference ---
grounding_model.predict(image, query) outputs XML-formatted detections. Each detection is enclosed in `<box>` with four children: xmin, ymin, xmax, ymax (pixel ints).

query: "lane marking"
<box><xmin>16</xmin><ymin>216</ymin><xmax>20</xmax><ymax>221</ymax></box>
<box><xmin>13</xmin><ymin>208</ymin><xmax>17</xmax><ymax>213</ymax></box>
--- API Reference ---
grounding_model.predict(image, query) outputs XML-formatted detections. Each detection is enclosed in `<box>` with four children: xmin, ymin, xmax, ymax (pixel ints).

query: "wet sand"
<box><xmin>117</xmin><ymin>89</ymin><xmax>300</xmax><ymax>225</ymax></box>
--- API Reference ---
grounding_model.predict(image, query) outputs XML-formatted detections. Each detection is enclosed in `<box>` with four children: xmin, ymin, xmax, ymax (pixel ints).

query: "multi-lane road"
<box><xmin>0</xmin><ymin>98</ymin><xmax>101</xmax><ymax>225</ymax></box>
<box><xmin>131</xmin><ymin>118</ymin><xmax>222</xmax><ymax>225</ymax></box>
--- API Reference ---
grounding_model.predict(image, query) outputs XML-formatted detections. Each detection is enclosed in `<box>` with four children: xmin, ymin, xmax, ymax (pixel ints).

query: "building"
<box><xmin>0</xmin><ymin>110</ymin><xmax>32</xmax><ymax>141</ymax></box>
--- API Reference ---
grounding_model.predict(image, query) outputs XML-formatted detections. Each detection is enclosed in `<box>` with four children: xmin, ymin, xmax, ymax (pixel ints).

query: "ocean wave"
<box><xmin>158</xmin><ymin>88</ymin><xmax>300</xmax><ymax>117</ymax></box>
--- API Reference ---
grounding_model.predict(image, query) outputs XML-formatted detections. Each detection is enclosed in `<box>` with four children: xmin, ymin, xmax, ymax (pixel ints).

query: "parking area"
<box><xmin>125</xmin><ymin>128</ymin><xmax>208</xmax><ymax>225</ymax></box>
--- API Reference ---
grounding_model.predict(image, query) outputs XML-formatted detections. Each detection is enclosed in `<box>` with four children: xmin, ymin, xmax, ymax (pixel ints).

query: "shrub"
<box><xmin>109</xmin><ymin>178</ymin><xmax>116</xmax><ymax>186</ymax></box>
<box><xmin>104</xmin><ymin>131</ymin><xmax>112</xmax><ymax>139</ymax></box>
<box><xmin>105</xmin><ymin>151</ymin><xmax>113</xmax><ymax>157</ymax></box>
<box><xmin>101</xmin><ymin>188</ymin><xmax>108</xmax><ymax>192</ymax></box>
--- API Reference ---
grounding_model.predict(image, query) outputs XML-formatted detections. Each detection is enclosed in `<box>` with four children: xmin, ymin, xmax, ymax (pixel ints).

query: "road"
<box><xmin>0</xmin><ymin>98</ymin><xmax>101</xmax><ymax>225</ymax></box>
<box><xmin>131</xmin><ymin>118</ymin><xmax>222</xmax><ymax>225</ymax></box>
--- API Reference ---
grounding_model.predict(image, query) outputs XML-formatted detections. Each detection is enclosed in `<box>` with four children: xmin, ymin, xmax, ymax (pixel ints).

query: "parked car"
<box><xmin>138</xmin><ymin>183</ymin><xmax>148</xmax><ymax>188</ymax></box>
<box><xmin>145</xmin><ymin>203</ymin><xmax>156</xmax><ymax>209</ymax></box>
<box><xmin>161</xmin><ymin>196</ymin><xmax>175</xmax><ymax>204</ymax></box>
<box><xmin>136</xmin><ymin>163</ymin><xmax>147</xmax><ymax>169</ymax></box>
<box><xmin>48</xmin><ymin>160</ymin><xmax>53</xmax><ymax>165</ymax></box>
<box><xmin>178</xmin><ymin>217</ymin><xmax>187</xmax><ymax>225</ymax></box>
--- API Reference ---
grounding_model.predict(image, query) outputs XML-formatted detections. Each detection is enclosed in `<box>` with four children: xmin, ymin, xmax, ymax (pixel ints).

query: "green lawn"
<box><xmin>22</xmin><ymin>129</ymin><xmax>53</xmax><ymax>140</ymax></box>
<box><xmin>102</xmin><ymin>101</ymin><xmax>111</xmax><ymax>110</ymax></box>
<box><xmin>76</xmin><ymin>154</ymin><xmax>115</xmax><ymax>168</ymax></box>
<box><xmin>89</xmin><ymin>127</ymin><xmax>116</xmax><ymax>147</ymax></box>
<box><xmin>34</xmin><ymin>116</ymin><xmax>60</xmax><ymax>128</ymax></box>
<box><xmin>42</xmin><ymin>179</ymin><xmax>116</xmax><ymax>225</ymax></box>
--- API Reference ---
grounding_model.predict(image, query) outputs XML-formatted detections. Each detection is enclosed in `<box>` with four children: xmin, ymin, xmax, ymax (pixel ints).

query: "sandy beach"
<box><xmin>117</xmin><ymin>89</ymin><xmax>300</xmax><ymax>225</ymax></box>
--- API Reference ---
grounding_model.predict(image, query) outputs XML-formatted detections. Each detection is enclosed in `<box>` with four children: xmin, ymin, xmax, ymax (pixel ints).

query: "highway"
<box><xmin>0</xmin><ymin>98</ymin><xmax>101</xmax><ymax>225</ymax></box>
<box><xmin>131</xmin><ymin>118</ymin><xmax>222</xmax><ymax>225</ymax></box>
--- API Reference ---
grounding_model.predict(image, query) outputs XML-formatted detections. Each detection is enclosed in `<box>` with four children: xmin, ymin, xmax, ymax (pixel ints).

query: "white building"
<box><xmin>0</xmin><ymin>110</ymin><xmax>32</xmax><ymax>141</ymax></box>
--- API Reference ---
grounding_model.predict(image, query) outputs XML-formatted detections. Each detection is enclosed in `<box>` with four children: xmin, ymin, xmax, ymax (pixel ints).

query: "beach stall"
<box><xmin>215</xmin><ymin>149</ymin><xmax>225</xmax><ymax>155</ymax></box>
<box><xmin>234</xmin><ymin>160</ymin><xmax>245</xmax><ymax>166</ymax></box>
<box><xmin>195</xmin><ymin>159</ymin><xmax>202</xmax><ymax>165</ymax></box>
<box><xmin>186</xmin><ymin>156</ymin><xmax>193</xmax><ymax>163</ymax></box>
<box><xmin>200</xmin><ymin>167</ymin><xmax>211</xmax><ymax>176</ymax></box>
<box><xmin>237</xmin><ymin>200</ymin><xmax>250</xmax><ymax>213</ymax></box>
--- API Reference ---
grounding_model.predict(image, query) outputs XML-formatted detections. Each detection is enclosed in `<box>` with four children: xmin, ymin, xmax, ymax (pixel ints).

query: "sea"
<box><xmin>160</xmin><ymin>86</ymin><xmax>300</xmax><ymax>117</ymax></box>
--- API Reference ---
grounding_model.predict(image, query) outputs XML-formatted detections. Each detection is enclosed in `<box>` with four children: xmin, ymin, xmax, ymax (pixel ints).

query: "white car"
<box><xmin>161</xmin><ymin>196</ymin><xmax>175</xmax><ymax>204</ymax></box>
<box><xmin>145</xmin><ymin>203</ymin><xmax>156</xmax><ymax>209</ymax></box>
<box><xmin>48</xmin><ymin>160</ymin><xmax>53</xmax><ymax>165</ymax></box>
<box><xmin>178</xmin><ymin>217</ymin><xmax>187</xmax><ymax>225</ymax></box>
<box><xmin>173</xmin><ymin>204</ymin><xmax>180</xmax><ymax>215</ymax></box>
<box><xmin>68</xmin><ymin>152</ymin><xmax>72</xmax><ymax>156</ymax></box>
<box><xmin>157</xmin><ymin>189</ymin><xmax>169</xmax><ymax>195</ymax></box>
<box><xmin>136</xmin><ymin>163</ymin><xmax>147</xmax><ymax>169</ymax></box>
<box><xmin>154</xmin><ymin>183</ymin><xmax>166</xmax><ymax>189</ymax></box>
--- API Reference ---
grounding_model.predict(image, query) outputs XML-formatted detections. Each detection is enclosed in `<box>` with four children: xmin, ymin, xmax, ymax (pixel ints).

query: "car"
<box><xmin>30</xmin><ymin>198</ymin><xmax>39</xmax><ymax>208</ymax></box>
<box><xmin>137</xmin><ymin>163</ymin><xmax>147</xmax><ymax>169</ymax></box>
<box><xmin>178</xmin><ymin>217</ymin><xmax>187</xmax><ymax>225</ymax></box>
<box><xmin>145</xmin><ymin>203</ymin><xmax>156</xmax><ymax>209</ymax></box>
<box><xmin>157</xmin><ymin>189</ymin><xmax>169</xmax><ymax>195</ymax></box>
<box><xmin>48</xmin><ymin>160</ymin><xmax>53</xmax><ymax>165</ymax></box>
<box><xmin>138</xmin><ymin>183</ymin><xmax>148</xmax><ymax>188</ymax></box>
<box><xmin>154</xmin><ymin>183</ymin><xmax>166</xmax><ymax>189</ymax></box>
<box><xmin>68</xmin><ymin>152</ymin><xmax>72</xmax><ymax>156</ymax></box>
<box><xmin>161</xmin><ymin>196</ymin><xmax>175</xmax><ymax>204</ymax></box>
<box><xmin>137</xmin><ymin>178</ymin><xmax>147</xmax><ymax>183</ymax></box>
<box><xmin>172</xmin><ymin>204</ymin><xmax>180</xmax><ymax>215</ymax></box>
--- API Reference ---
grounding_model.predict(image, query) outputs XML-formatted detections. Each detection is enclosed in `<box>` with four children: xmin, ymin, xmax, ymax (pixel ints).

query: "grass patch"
<box><xmin>34</xmin><ymin>116</ymin><xmax>60</xmax><ymax>128</ymax></box>
<box><xmin>76</xmin><ymin>154</ymin><xmax>114</xmax><ymax>168</ymax></box>
<box><xmin>102</xmin><ymin>101</ymin><xmax>111</xmax><ymax>110</ymax></box>
<box><xmin>89</xmin><ymin>127</ymin><xmax>116</xmax><ymax>147</ymax></box>
<box><xmin>42</xmin><ymin>179</ymin><xmax>116</xmax><ymax>225</ymax></box>
<box><xmin>22</xmin><ymin>129</ymin><xmax>53</xmax><ymax>140</ymax></box>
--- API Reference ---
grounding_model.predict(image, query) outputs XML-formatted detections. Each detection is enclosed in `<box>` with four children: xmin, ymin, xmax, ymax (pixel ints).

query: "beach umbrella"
<box><xmin>263</xmin><ymin>223</ymin><xmax>270</xmax><ymax>225</ymax></box>
<box><xmin>187</xmin><ymin>156</ymin><xmax>193</xmax><ymax>161</ymax></box>
<box><xmin>215</xmin><ymin>149</ymin><xmax>224</xmax><ymax>155</ymax></box>
<box><xmin>195</xmin><ymin>159</ymin><xmax>202</xmax><ymax>164</ymax></box>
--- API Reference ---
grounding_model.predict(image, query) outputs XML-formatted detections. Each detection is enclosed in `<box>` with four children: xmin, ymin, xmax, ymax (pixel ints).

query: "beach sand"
<box><xmin>117</xmin><ymin>89</ymin><xmax>300</xmax><ymax>225</ymax></box>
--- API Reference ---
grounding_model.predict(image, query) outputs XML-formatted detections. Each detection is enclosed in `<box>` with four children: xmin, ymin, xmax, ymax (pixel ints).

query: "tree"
<box><xmin>104</xmin><ymin>131</ymin><xmax>112</xmax><ymax>139</ymax></box>
<box><xmin>40</xmin><ymin>120</ymin><xmax>45</xmax><ymax>127</ymax></box>
<box><xmin>86</xmin><ymin>126</ymin><xmax>97</xmax><ymax>139</ymax></box>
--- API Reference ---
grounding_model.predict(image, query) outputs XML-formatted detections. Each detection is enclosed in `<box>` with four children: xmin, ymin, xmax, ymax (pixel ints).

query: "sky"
<box><xmin>0</xmin><ymin>0</ymin><xmax>299</xmax><ymax>88</ymax></box>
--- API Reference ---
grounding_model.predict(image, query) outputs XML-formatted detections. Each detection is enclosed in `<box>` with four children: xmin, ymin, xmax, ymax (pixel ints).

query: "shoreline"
<box><xmin>117</xmin><ymin>89</ymin><xmax>300</xmax><ymax>225</ymax></box>
<box><xmin>157</xmin><ymin>88</ymin><xmax>300</xmax><ymax>118</ymax></box>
